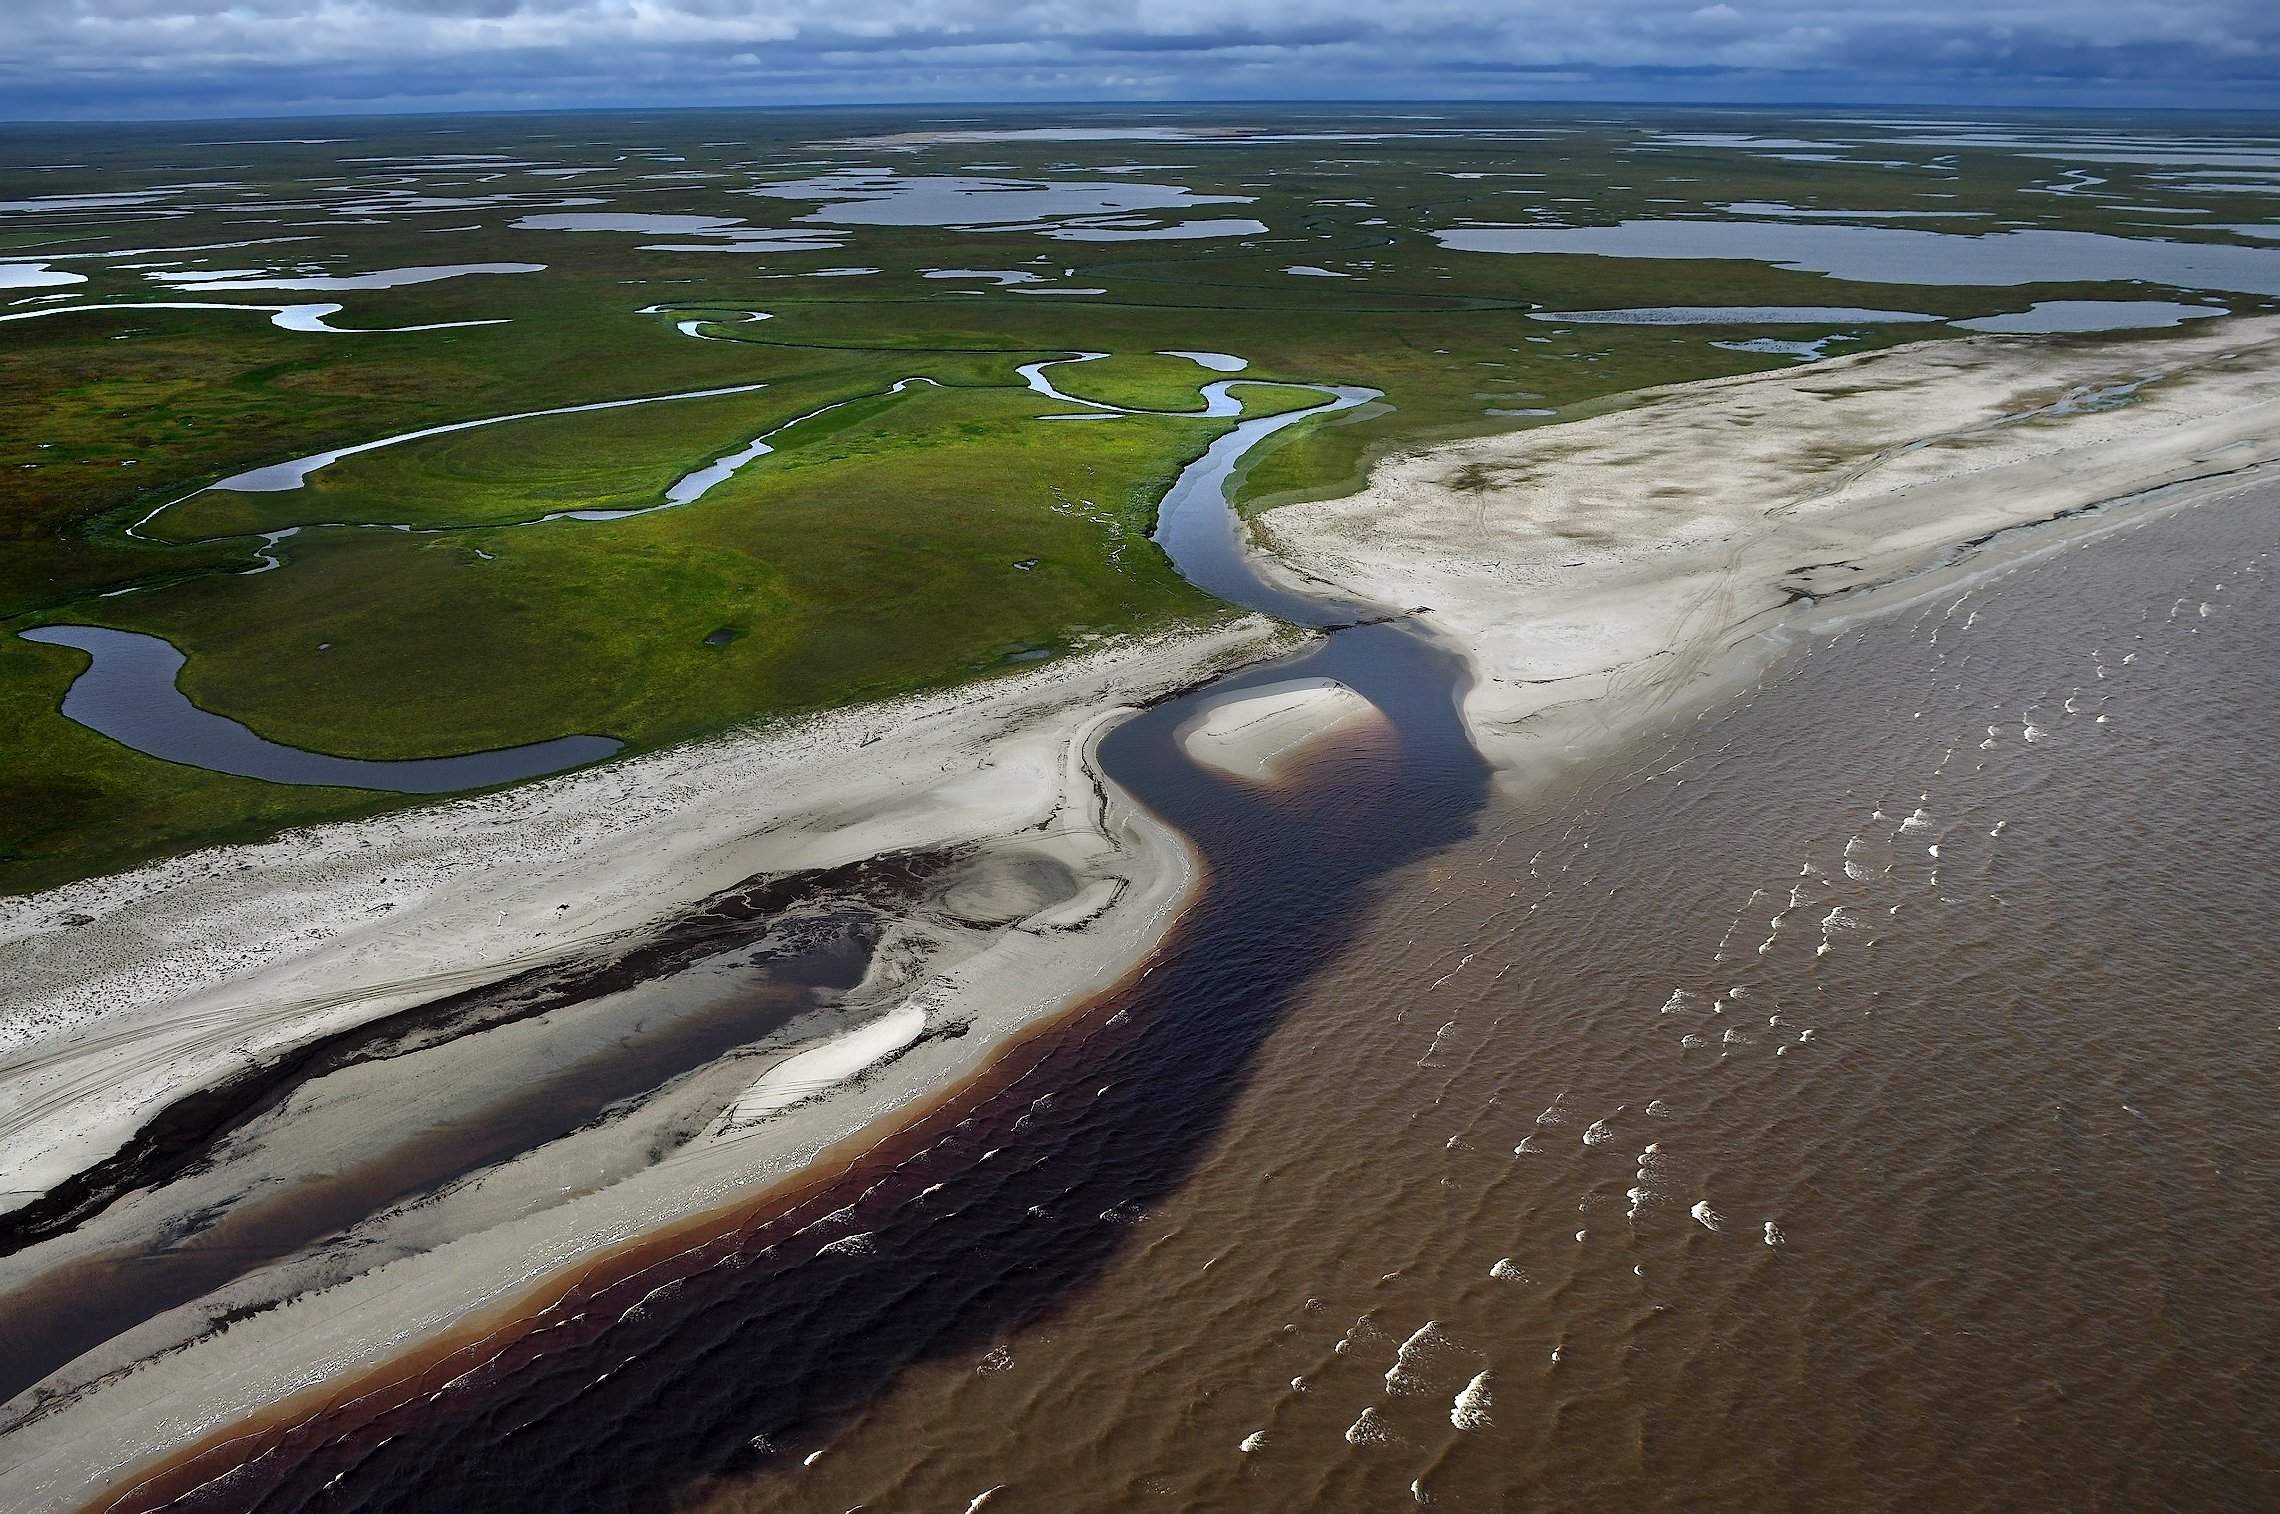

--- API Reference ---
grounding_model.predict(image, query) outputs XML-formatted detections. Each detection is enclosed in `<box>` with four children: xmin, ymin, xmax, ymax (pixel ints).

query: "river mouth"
<box><xmin>96</xmin><ymin>476</ymin><xmax>2277</xmax><ymax>1514</ymax></box>
<box><xmin>0</xmin><ymin>357</ymin><xmax>1422</xmax><ymax>1407</ymax></box>
<box><xmin>61</xmin><ymin>607</ymin><xmax>1493</xmax><ymax>1514</ymax></box>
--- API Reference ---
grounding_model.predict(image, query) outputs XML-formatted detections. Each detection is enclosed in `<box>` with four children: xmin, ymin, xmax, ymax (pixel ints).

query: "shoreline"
<box><xmin>65</xmin><ymin>861</ymin><xmax>1229</xmax><ymax>1514</ymax></box>
<box><xmin>1258</xmin><ymin>316</ymin><xmax>2280</xmax><ymax>781</ymax></box>
<box><xmin>0</xmin><ymin>617</ymin><xmax>1289</xmax><ymax>1217</ymax></box>
<box><xmin>0</xmin><ymin>618</ymin><xmax>1307</xmax><ymax>1500</ymax></box>
<box><xmin>9</xmin><ymin>317</ymin><xmax>2280</xmax><ymax>1508</ymax></box>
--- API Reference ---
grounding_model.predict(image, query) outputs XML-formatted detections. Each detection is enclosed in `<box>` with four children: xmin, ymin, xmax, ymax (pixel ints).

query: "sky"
<box><xmin>3</xmin><ymin>1</ymin><xmax>2278</xmax><ymax>123</ymax></box>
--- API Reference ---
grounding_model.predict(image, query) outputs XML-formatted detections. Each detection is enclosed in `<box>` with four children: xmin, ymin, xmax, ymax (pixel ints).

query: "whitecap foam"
<box><xmin>1384</xmin><ymin>1321</ymin><xmax>1450</xmax><ymax>1395</ymax></box>
<box><xmin>1345</xmin><ymin>1407</ymin><xmax>1397</xmax><ymax>1446</ymax></box>
<box><xmin>1451</xmin><ymin>1371</ymin><xmax>1493</xmax><ymax>1432</ymax></box>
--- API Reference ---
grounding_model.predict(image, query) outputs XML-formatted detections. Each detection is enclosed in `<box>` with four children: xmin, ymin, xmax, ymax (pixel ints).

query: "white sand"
<box><xmin>1262</xmin><ymin>316</ymin><xmax>2280</xmax><ymax>777</ymax></box>
<box><xmin>0</xmin><ymin>620</ymin><xmax>1286</xmax><ymax>1220</ymax></box>
<box><xmin>1174</xmin><ymin>677</ymin><xmax>1381</xmax><ymax>780</ymax></box>
<box><xmin>0</xmin><ymin>621</ymin><xmax>1305</xmax><ymax>1508</ymax></box>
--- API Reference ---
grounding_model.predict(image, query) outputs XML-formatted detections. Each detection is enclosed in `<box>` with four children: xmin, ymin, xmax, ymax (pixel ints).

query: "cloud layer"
<box><xmin>5</xmin><ymin>1</ymin><xmax>2278</xmax><ymax>120</ymax></box>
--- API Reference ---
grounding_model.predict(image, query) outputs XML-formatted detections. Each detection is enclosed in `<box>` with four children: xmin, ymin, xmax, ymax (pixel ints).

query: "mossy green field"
<box><xmin>6</xmin><ymin>105</ymin><xmax>2277</xmax><ymax>889</ymax></box>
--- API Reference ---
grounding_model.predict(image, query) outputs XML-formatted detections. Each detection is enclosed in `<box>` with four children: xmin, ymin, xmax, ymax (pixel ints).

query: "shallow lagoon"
<box><xmin>0</xmin><ymin>300</ymin><xmax>507</xmax><ymax>335</ymax></box>
<box><xmin>149</xmin><ymin>261</ymin><xmax>543</xmax><ymax>292</ymax></box>
<box><xmin>1530</xmin><ymin>305</ymin><xmax>1939</xmax><ymax>325</ymax></box>
<box><xmin>512</xmin><ymin>211</ymin><xmax>842</xmax><ymax>252</ymax></box>
<box><xmin>1041</xmin><ymin>217</ymin><xmax>1266</xmax><ymax>241</ymax></box>
<box><xmin>1437</xmin><ymin>219</ymin><xmax>2280</xmax><ymax>298</ymax></box>
<box><xmin>1955</xmin><ymin>299</ymin><xmax>2228</xmax><ymax>333</ymax></box>
<box><xmin>0</xmin><ymin>261</ymin><xmax>87</xmax><ymax>289</ymax></box>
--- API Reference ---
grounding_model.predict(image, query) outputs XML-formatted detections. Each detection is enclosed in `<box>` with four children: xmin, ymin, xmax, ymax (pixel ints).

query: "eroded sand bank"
<box><xmin>0</xmin><ymin>620</ymin><xmax>1300</xmax><ymax>1509</ymax></box>
<box><xmin>1262</xmin><ymin>316</ymin><xmax>2280</xmax><ymax>777</ymax></box>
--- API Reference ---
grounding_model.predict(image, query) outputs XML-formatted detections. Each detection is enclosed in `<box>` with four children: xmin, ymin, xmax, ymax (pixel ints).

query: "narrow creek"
<box><xmin>5</xmin><ymin>353</ymin><xmax>1463</xmax><ymax>1437</ymax></box>
<box><xmin>19</xmin><ymin>347</ymin><xmax>1378</xmax><ymax>792</ymax></box>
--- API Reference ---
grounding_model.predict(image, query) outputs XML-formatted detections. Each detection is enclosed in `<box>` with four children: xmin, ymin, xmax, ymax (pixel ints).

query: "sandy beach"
<box><xmin>0</xmin><ymin>619</ymin><xmax>1288</xmax><ymax>1209</ymax></box>
<box><xmin>7</xmin><ymin>316</ymin><xmax>2280</xmax><ymax>1510</ymax></box>
<box><xmin>1263</xmin><ymin>316</ymin><xmax>2280</xmax><ymax>776</ymax></box>
<box><xmin>0</xmin><ymin>618</ymin><xmax>1302</xmax><ymax>1501</ymax></box>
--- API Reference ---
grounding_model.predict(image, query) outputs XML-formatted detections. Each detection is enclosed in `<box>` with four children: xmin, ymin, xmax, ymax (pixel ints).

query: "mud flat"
<box><xmin>1261</xmin><ymin>315</ymin><xmax>2280</xmax><ymax>779</ymax></box>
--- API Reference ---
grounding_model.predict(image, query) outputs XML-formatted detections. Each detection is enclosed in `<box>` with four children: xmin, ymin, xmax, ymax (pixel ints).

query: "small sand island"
<box><xmin>1175</xmin><ymin>677</ymin><xmax>1382</xmax><ymax>780</ymax></box>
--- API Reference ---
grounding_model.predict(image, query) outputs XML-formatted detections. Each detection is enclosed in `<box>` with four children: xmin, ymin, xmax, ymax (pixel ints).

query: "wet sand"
<box><xmin>1174</xmin><ymin>678</ymin><xmax>1382</xmax><ymax>780</ymax></box>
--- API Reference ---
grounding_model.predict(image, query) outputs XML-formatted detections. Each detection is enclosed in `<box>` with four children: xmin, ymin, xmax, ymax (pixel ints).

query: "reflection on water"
<box><xmin>1437</xmin><ymin>217</ymin><xmax>2280</xmax><ymax>298</ymax></box>
<box><xmin>740</xmin><ymin>170</ymin><xmax>1251</xmax><ymax>234</ymax></box>
<box><xmin>19</xmin><ymin>624</ymin><xmax>620</xmax><ymax>792</ymax></box>
<box><xmin>1954</xmin><ymin>298</ymin><xmax>2229</xmax><ymax>333</ymax></box>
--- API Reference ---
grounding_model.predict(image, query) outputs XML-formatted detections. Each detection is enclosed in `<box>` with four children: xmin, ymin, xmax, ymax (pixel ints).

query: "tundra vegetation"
<box><xmin>4</xmin><ymin>105</ymin><xmax>2275</xmax><ymax>888</ymax></box>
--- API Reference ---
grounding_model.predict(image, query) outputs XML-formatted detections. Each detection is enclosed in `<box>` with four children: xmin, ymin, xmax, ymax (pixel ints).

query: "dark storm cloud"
<box><xmin>2</xmin><ymin>1</ymin><xmax>2275</xmax><ymax>120</ymax></box>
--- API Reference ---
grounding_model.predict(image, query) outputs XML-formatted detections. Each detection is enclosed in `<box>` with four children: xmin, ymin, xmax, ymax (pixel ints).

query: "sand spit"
<box><xmin>1263</xmin><ymin>315</ymin><xmax>2280</xmax><ymax>777</ymax></box>
<box><xmin>0</xmin><ymin>620</ymin><xmax>1299</xmax><ymax>1507</ymax></box>
<box><xmin>0</xmin><ymin>621</ymin><xmax>1280</xmax><ymax>1206</ymax></box>
<box><xmin>1174</xmin><ymin>677</ymin><xmax>1381</xmax><ymax>780</ymax></box>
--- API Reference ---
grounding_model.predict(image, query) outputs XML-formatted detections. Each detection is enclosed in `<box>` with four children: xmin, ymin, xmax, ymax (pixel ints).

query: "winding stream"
<box><xmin>18</xmin><ymin>625</ymin><xmax>622</xmax><ymax>790</ymax></box>
<box><xmin>25</xmin><ymin>345</ymin><xmax>1381</xmax><ymax>794</ymax></box>
<box><xmin>69</xmin><ymin>359</ymin><xmax>1489</xmax><ymax>1512</ymax></box>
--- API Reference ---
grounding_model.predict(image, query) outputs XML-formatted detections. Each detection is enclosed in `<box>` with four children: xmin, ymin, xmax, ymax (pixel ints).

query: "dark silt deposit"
<box><xmin>0</xmin><ymin>850</ymin><xmax>960</xmax><ymax>1406</ymax></box>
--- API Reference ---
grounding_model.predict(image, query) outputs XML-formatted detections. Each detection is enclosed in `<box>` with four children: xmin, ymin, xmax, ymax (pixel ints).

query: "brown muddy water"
<box><xmin>101</xmin><ymin>485</ymin><xmax>2280</xmax><ymax>1513</ymax></box>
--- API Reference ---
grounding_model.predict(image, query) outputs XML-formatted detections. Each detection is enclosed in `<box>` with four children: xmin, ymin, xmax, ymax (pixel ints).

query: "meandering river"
<box><xmin>20</xmin><ymin>365</ymin><xmax>2279</xmax><ymax>1514</ymax></box>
